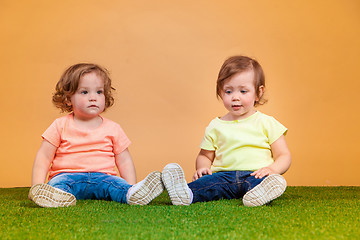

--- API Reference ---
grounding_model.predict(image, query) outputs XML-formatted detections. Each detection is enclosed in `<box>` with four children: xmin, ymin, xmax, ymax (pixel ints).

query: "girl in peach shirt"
<box><xmin>29</xmin><ymin>63</ymin><xmax>163</xmax><ymax>207</ymax></box>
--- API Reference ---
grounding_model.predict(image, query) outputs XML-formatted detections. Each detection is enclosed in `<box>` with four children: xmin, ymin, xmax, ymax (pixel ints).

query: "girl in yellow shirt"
<box><xmin>162</xmin><ymin>56</ymin><xmax>291</xmax><ymax>206</ymax></box>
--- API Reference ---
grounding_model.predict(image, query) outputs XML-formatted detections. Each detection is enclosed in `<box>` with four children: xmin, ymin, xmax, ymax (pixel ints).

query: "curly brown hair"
<box><xmin>216</xmin><ymin>56</ymin><xmax>267</xmax><ymax>106</ymax></box>
<box><xmin>52</xmin><ymin>63</ymin><xmax>115</xmax><ymax>112</ymax></box>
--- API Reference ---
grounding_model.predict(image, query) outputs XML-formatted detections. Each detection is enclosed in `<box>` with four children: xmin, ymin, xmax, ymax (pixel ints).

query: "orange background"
<box><xmin>1</xmin><ymin>0</ymin><xmax>359</xmax><ymax>187</ymax></box>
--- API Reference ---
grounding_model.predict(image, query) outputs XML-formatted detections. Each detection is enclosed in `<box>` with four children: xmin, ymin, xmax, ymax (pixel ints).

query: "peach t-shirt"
<box><xmin>42</xmin><ymin>114</ymin><xmax>131</xmax><ymax>180</ymax></box>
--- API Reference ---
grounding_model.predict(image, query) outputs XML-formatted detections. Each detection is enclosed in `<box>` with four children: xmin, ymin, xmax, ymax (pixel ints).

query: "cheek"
<box><xmin>76</xmin><ymin>98</ymin><xmax>86</xmax><ymax>105</ymax></box>
<box><xmin>222</xmin><ymin>96</ymin><xmax>232</xmax><ymax>106</ymax></box>
<box><xmin>72</xmin><ymin>97</ymin><xmax>87</xmax><ymax>107</ymax></box>
<box><xmin>245</xmin><ymin>95</ymin><xmax>257</xmax><ymax>105</ymax></box>
<box><xmin>100</xmin><ymin>96</ymin><xmax>106</xmax><ymax>104</ymax></box>
<box><xmin>98</xmin><ymin>96</ymin><xmax>106</xmax><ymax>108</ymax></box>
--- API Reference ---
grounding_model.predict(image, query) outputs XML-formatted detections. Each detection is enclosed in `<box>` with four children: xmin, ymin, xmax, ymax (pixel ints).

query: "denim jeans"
<box><xmin>188</xmin><ymin>171</ymin><xmax>264</xmax><ymax>203</ymax></box>
<box><xmin>47</xmin><ymin>172</ymin><xmax>132</xmax><ymax>203</ymax></box>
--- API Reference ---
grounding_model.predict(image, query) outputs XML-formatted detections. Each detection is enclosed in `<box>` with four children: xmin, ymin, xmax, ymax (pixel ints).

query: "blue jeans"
<box><xmin>47</xmin><ymin>172</ymin><xmax>132</xmax><ymax>203</ymax></box>
<box><xmin>188</xmin><ymin>171</ymin><xmax>264</xmax><ymax>203</ymax></box>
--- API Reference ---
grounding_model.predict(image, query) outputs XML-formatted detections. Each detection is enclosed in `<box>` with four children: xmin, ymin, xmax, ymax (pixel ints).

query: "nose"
<box><xmin>232</xmin><ymin>93</ymin><xmax>240</xmax><ymax>101</ymax></box>
<box><xmin>88</xmin><ymin>92</ymin><xmax>97</xmax><ymax>101</ymax></box>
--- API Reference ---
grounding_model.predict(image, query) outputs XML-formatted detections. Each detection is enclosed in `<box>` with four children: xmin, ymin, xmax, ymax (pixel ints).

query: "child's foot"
<box><xmin>127</xmin><ymin>171</ymin><xmax>164</xmax><ymax>205</ymax></box>
<box><xmin>242</xmin><ymin>174</ymin><xmax>287</xmax><ymax>207</ymax></box>
<box><xmin>29</xmin><ymin>184</ymin><xmax>76</xmax><ymax>208</ymax></box>
<box><xmin>162</xmin><ymin>163</ymin><xmax>192</xmax><ymax>206</ymax></box>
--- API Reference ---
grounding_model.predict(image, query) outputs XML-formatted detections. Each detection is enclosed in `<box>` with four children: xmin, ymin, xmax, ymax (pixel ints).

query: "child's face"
<box><xmin>221</xmin><ymin>70</ymin><xmax>262</xmax><ymax>121</ymax></box>
<box><xmin>69</xmin><ymin>72</ymin><xmax>105</xmax><ymax>121</ymax></box>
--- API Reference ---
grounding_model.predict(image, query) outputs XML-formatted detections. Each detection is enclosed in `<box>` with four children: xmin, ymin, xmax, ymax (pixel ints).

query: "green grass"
<box><xmin>0</xmin><ymin>187</ymin><xmax>359</xmax><ymax>239</ymax></box>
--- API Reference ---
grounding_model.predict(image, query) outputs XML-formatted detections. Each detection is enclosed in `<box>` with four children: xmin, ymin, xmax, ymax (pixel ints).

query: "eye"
<box><xmin>97</xmin><ymin>90</ymin><xmax>104</xmax><ymax>94</ymax></box>
<box><xmin>240</xmin><ymin>90</ymin><xmax>248</xmax><ymax>94</ymax></box>
<box><xmin>81</xmin><ymin>90</ymin><xmax>88</xmax><ymax>94</ymax></box>
<box><xmin>225</xmin><ymin>90</ymin><xmax>232</xmax><ymax>94</ymax></box>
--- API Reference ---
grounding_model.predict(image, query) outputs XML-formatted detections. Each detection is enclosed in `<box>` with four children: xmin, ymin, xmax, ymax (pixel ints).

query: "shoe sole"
<box><xmin>162</xmin><ymin>163</ymin><xmax>191</xmax><ymax>205</ymax></box>
<box><xmin>242</xmin><ymin>174</ymin><xmax>287</xmax><ymax>207</ymax></box>
<box><xmin>128</xmin><ymin>171</ymin><xmax>164</xmax><ymax>205</ymax></box>
<box><xmin>29</xmin><ymin>184</ymin><xmax>76</xmax><ymax>208</ymax></box>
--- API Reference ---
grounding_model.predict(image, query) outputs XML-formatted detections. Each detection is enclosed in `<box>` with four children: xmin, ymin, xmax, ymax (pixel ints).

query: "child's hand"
<box><xmin>192</xmin><ymin>168</ymin><xmax>212</xmax><ymax>181</ymax></box>
<box><xmin>251</xmin><ymin>167</ymin><xmax>276</xmax><ymax>179</ymax></box>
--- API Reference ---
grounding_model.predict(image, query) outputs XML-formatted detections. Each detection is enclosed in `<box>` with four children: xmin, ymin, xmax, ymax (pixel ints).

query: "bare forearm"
<box><xmin>31</xmin><ymin>165</ymin><xmax>49</xmax><ymax>185</ymax></box>
<box><xmin>31</xmin><ymin>140</ymin><xmax>56</xmax><ymax>186</ymax></box>
<box><xmin>196</xmin><ymin>155</ymin><xmax>212</xmax><ymax>170</ymax></box>
<box><xmin>268</xmin><ymin>154</ymin><xmax>292</xmax><ymax>175</ymax></box>
<box><xmin>118</xmin><ymin>161</ymin><xmax>137</xmax><ymax>185</ymax></box>
<box><xmin>116</xmin><ymin>149</ymin><xmax>137</xmax><ymax>185</ymax></box>
<box><xmin>193</xmin><ymin>149</ymin><xmax>215</xmax><ymax>181</ymax></box>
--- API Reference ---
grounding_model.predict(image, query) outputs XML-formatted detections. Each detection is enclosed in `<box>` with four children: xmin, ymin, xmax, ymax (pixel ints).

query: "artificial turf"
<box><xmin>0</xmin><ymin>187</ymin><xmax>359</xmax><ymax>239</ymax></box>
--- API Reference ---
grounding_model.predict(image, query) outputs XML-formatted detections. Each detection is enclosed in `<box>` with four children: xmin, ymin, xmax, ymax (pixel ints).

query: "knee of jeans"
<box><xmin>244</xmin><ymin>176</ymin><xmax>264</xmax><ymax>192</ymax></box>
<box><xmin>102</xmin><ymin>175</ymin><xmax>129</xmax><ymax>186</ymax></box>
<box><xmin>47</xmin><ymin>174</ymin><xmax>73</xmax><ymax>193</ymax></box>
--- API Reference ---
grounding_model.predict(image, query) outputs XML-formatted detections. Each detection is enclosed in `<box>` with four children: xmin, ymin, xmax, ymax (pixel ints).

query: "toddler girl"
<box><xmin>162</xmin><ymin>56</ymin><xmax>291</xmax><ymax>206</ymax></box>
<box><xmin>29</xmin><ymin>63</ymin><xmax>163</xmax><ymax>207</ymax></box>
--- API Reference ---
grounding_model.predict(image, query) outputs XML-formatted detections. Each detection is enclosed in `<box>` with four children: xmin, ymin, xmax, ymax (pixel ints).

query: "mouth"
<box><xmin>232</xmin><ymin>104</ymin><xmax>242</xmax><ymax>110</ymax></box>
<box><xmin>88</xmin><ymin>105</ymin><xmax>99</xmax><ymax>108</ymax></box>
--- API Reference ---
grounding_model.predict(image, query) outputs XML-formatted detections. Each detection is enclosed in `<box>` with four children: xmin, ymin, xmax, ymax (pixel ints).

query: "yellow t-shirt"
<box><xmin>200</xmin><ymin>111</ymin><xmax>287</xmax><ymax>172</ymax></box>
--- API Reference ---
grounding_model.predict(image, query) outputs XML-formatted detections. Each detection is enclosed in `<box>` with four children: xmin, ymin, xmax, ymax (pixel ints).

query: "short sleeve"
<box><xmin>112</xmin><ymin>124</ymin><xmax>131</xmax><ymax>155</ymax></box>
<box><xmin>42</xmin><ymin>119</ymin><xmax>62</xmax><ymax>147</ymax></box>
<box><xmin>263</xmin><ymin>116</ymin><xmax>288</xmax><ymax>145</ymax></box>
<box><xmin>199</xmin><ymin>124</ymin><xmax>217</xmax><ymax>151</ymax></box>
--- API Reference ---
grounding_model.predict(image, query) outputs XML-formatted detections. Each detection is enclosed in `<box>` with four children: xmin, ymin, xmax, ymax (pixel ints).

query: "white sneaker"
<box><xmin>29</xmin><ymin>184</ymin><xmax>76</xmax><ymax>208</ymax></box>
<box><xmin>242</xmin><ymin>174</ymin><xmax>287</xmax><ymax>207</ymax></box>
<box><xmin>162</xmin><ymin>163</ymin><xmax>192</xmax><ymax>206</ymax></box>
<box><xmin>127</xmin><ymin>171</ymin><xmax>164</xmax><ymax>205</ymax></box>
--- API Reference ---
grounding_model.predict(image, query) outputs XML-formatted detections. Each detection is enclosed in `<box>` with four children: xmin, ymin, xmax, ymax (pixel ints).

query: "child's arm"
<box><xmin>251</xmin><ymin>135</ymin><xmax>291</xmax><ymax>179</ymax></box>
<box><xmin>31</xmin><ymin>140</ymin><xmax>57</xmax><ymax>186</ymax></box>
<box><xmin>115</xmin><ymin>148</ymin><xmax>137</xmax><ymax>185</ymax></box>
<box><xmin>192</xmin><ymin>149</ymin><xmax>215</xmax><ymax>181</ymax></box>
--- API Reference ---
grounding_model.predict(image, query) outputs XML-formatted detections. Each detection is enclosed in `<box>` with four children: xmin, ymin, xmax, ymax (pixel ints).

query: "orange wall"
<box><xmin>1</xmin><ymin>0</ymin><xmax>359</xmax><ymax>187</ymax></box>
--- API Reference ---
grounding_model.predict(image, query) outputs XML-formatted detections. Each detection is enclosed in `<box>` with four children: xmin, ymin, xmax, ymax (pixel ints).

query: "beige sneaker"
<box><xmin>127</xmin><ymin>171</ymin><xmax>164</xmax><ymax>205</ymax></box>
<box><xmin>29</xmin><ymin>184</ymin><xmax>76</xmax><ymax>208</ymax></box>
<box><xmin>162</xmin><ymin>163</ymin><xmax>192</xmax><ymax>206</ymax></box>
<box><xmin>242</xmin><ymin>174</ymin><xmax>287</xmax><ymax>207</ymax></box>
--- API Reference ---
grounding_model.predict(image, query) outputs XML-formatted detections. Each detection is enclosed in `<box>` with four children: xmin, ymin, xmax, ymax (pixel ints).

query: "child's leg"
<box><xmin>162</xmin><ymin>163</ymin><xmax>192</xmax><ymax>205</ymax></box>
<box><xmin>45</xmin><ymin>172</ymin><xmax>130</xmax><ymax>204</ymax></box>
<box><xmin>47</xmin><ymin>172</ymin><xmax>90</xmax><ymax>199</ymax></box>
<box><xmin>29</xmin><ymin>173</ymin><xmax>77</xmax><ymax>208</ymax></box>
<box><xmin>62</xmin><ymin>172</ymin><xmax>163</xmax><ymax>205</ymax></box>
<box><xmin>189</xmin><ymin>171</ymin><xmax>253</xmax><ymax>203</ymax></box>
<box><xmin>242</xmin><ymin>174</ymin><xmax>287</xmax><ymax>207</ymax></box>
<box><xmin>78</xmin><ymin>173</ymin><xmax>132</xmax><ymax>203</ymax></box>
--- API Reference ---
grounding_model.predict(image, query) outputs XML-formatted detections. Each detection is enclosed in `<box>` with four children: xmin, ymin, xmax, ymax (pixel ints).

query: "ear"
<box><xmin>65</xmin><ymin>97</ymin><xmax>72</xmax><ymax>107</ymax></box>
<box><xmin>256</xmin><ymin>85</ymin><xmax>265</xmax><ymax>101</ymax></box>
